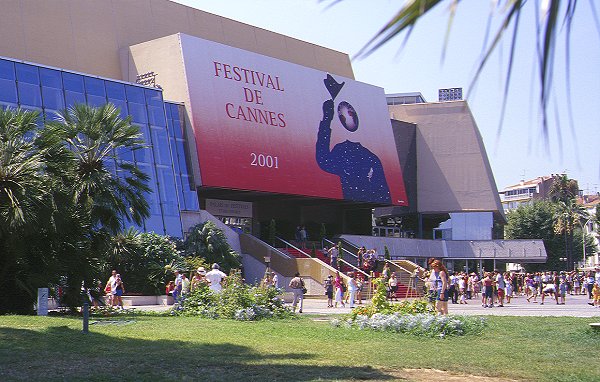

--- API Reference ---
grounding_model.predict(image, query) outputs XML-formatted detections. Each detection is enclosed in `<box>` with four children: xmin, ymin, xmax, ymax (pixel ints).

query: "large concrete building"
<box><xmin>0</xmin><ymin>0</ymin><xmax>546</xmax><ymax>285</ymax></box>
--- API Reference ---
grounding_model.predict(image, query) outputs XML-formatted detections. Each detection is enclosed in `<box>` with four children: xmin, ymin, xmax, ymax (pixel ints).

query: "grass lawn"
<box><xmin>0</xmin><ymin>314</ymin><xmax>598</xmax><ymax>381</ymax></box>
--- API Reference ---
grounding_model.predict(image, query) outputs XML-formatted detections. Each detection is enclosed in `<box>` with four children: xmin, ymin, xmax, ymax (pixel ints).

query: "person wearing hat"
<box><xmin>205</xmin><ymin>263</ymin><xmax>227</xmax><ymax>293</ymax></box>
<box><xmin>192</xmin><ymin>267</ymin><xmax>207</xmax><ymax>291</ymax></box>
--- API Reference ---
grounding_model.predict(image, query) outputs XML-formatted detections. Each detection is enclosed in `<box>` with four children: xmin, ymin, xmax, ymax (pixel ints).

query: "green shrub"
<box><xmin>171</xmin><ymin>273</ymin><xmax>292</xmax><ymax>320</ymax></box>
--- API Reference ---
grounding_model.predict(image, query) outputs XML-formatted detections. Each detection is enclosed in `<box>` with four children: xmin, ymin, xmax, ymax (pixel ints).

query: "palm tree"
<box><xmin>548</xmin><ymin>173</ymin><xmax>579</xmax><ymax>203</ymax></box>
<box><xmin>0</xmin><ymin>108</ymin><xmax>50</xmax><ymax>312</ymax></box>
<box><xmin>40</xmin><ymin>103</ymin><xmax>151</xmax><ymax>234</ymax></box>
<box><xmin>553</xmin><ymin>198</ymin><xmax>587</xmax><ymax>270</ymax></box>
<box><xmin>37</xmin><ymin>103</ymin><xmax>152</xmax><ymax>309</ymax></box>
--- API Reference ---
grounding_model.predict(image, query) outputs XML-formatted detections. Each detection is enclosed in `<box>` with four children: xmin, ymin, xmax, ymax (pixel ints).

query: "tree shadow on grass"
<box><xmin>0</xmin><ymin>325</ymin><xmax>397</xmax><ymax>381</ymax></box>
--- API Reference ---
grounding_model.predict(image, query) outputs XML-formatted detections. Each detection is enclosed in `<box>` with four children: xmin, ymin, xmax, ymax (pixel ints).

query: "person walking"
<box><xmin>111</xmin><ymin>273</ymin><xmax>125</xmax><ymax>309</ymax></box>
<box><xmin>388</xmin><ymin>272</ymin><xmax>398</xmax><ymax>301</ymax></box>
<box><xmin>348</xmin><ymin>273</ymin><xmax>358</xmax><ymax>308</ymax></box>
<box><xmin>324</xmin><ymin>275</ymin><xmax>334</xmax><ymax>308</ymax></box>
<box><xmin>329</xmin><ymin>245</ymin><xmax>339</xmax><ymax>270</ymax></box>
<box><xmin>289</xmin><ymin>272</ymin><xmax>305</xmax><ymax>313</ymax></box>
<box><xmin>334</xmin><ymin>271</ymin><xmax>345</xmax><ymax>308</ymax></box>
<box><xmin>430</xmin><ymin>260</ymin><xmax>449</xmax><ymax>315</ymax></box>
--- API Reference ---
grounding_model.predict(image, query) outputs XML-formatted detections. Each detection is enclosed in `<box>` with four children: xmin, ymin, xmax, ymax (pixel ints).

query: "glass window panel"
<box><xmin>39</xmin><ymin>68</ymin><xmax>62</xmax><ymax>88</ymax></box>
<box><xmin>147</xmin><ymin>106</ymin><xmax>166</xmax><ymax>126</ymax></box>
<box><xmin>87</xmin><ymin>94</ymin><xmax>107</xmax><ymax>107</ymax></box>
<box><xmin>15</xmin><ymin>63</ymin><xmax>39</xmax><ymax>84</ymax></box>
<box><xmin>169</xmin><ymin>138</ymin><xmax>180</xmax><ymax>173</ymax></box>
<box><xmin>106</xmin><ymin>82</ymin><xmax>126</xmax><ymax>100</ymax></box>
<box><xmin>169</xmin><ymin>104</ymin><xmax>181</xmax><ymax>121</ymax></box>
<box><xmin>63</xmin><ymin>72</ymin><xmax>84</xmax><ymax>92</ymax></box>
<box><xmin>144</xmin><ymin>214</ymin><xmax>165</xmax><ymax>235</ymax></box>
<box><xmin>184</xmin><ymin>190</ymin><xmax>199</xmax><ymax>211</ymax></box>
<box><xmin>165</xmin><ymin>103</ymin><xmax>172</xmax><ymax>120</ymax></box>
<box><xmin>128</xmin><ymin>102</ymin><xmax>147</xmax><ymax>123</ymax></box>
<box><xmin>0</xmin><ymin>59</ymin><xmax>15</xmax><ymax>80</ymax></box>
<box><xmin>181</xmin><ymin>174</ymin><xmax>194</xmax><ymax>192</ymax></box>
<box><xmin>42</xmin><ymin>87</ymin><xmax>64</xmax><ymax>110</ymax></box>
<box><xmin>133</xmin><ymin>125</ymin><xmax>153</xmax><ymax>163</ymax></box>
<box><xmin>125</xmin><ymin>85</ymin><xmax>144</xmax><ymax>104</ymax></box>
<box><xmin>175</xmin><ymin>140</ymin><xmax>188</xmax><ymax>175</ymax></box>
<box><xmin>18</xmin><ymin>82</ymin><xmax>42</xmax><ymax>107</ymax></box>
<box><xmin>175</xmin><ymin>175</ymin><xmax>185</xmax><ymax>210</ymax></box>
<box><xmin>65</xmin><ymin>90</ymin><xmax>85</xmax><ymax>107</ymax></box>
<box><xmin>144</xmin><ymin>89</ymin><xmax>163</xmax><ymax>107</ymax></box>
<box><xmin>84</xmin><ymin>77</ymin><xmax>105</xmax><ymax>97</ymax></box>
<box><xmin>170</xmin><ymin>119</ymin><xmax>183</xmax><ymax>139</ymax></box>
<box><xmin>0</xmin><ymin>79</ymin><xmax>17</xmax><ymax>103</ymax></box>
<box><xmin>151</xmin><ymin>127</ymin><xmax>170</xmax><ymax>165</ymax></box>
<box><xmin>164</xmin><ymin>215</ymin><xmax>183</xmax><ymax>238</ymax></box>
<box><xmin>134</xmin><ymin>146</ymin><xmax>154</xmax><ymax>164</ymax></box>
<box><xmin>115</xmin><ymin>147</ymin><xmax>134</xmax><ymax>162</ymax></box>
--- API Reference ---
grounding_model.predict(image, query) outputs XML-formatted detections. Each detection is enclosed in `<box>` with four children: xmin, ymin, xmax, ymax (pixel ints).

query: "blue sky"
<box><xmin>173</xmin><ymin>0</ymin><xmax>600</xmax><ymax>194</ymax></box>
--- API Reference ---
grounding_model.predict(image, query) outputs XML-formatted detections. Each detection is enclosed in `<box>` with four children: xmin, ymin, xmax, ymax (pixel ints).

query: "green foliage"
<box><xmin>349</xmin><ymin>277</ymin><xmax>433</xmax><ymax>320</ymax></box>
<box><xmin>505</xmin><ymin>201</ymin><xmax>565</xmax><ymax>271</ymax></box>
<box><xmin>384</xmin><ymin>245</ymin><xmax>390</xmax><ymax>260</ymax></box>
<box><xmin>319</xmin><ymin>223</ymin><xmax>327</xmax><ymax>241</ymax></box>
<box><xmin>182</xmin><ymin>221</ymin><xmax>241</xmax><ymax>273</ymax></box>
<box><xmin>106</xmin><ymin>230</ymin><xmax>184</xmax><ymax>295</ymax></box>
<box><xmin>172</xmin><ymin>273</ymin><xmax>292</xmax><ymax>320</ymax></box>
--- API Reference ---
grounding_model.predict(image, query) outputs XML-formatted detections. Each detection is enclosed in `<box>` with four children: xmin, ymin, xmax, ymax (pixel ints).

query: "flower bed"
<box><xmin>331</xmin><ymin>313</ymin><xmax>487</xmax><ymax>338</ymax></box>
<box><xmin>331</xmin><ymin>277</ymin><xmax>486</xmax><ymax>337</ymax></box>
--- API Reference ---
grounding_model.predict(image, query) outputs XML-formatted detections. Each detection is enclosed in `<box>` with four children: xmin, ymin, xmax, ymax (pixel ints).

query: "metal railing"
<box><xmin>275</xmin><ymin>236</ymin><xmax>311</xmax><ymax>258</ymax></box>
<box><xmin>323</xmin><ymin>238</ymin><xmax>358</xmax><ymax>265</ymax></box>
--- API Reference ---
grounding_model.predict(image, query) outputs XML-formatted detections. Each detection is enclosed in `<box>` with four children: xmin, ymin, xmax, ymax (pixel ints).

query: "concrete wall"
<box><xmin>0</xmin><ymin>0</ymin><xmax>353</xmax><ymax>81</ymax></box>
<box><xmin>389</xmin><ymin>101</ymin><xmax>504</xmax><ymax>218</ymax></box>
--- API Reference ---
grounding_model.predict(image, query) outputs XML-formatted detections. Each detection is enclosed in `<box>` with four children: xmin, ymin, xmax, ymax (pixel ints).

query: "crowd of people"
<box><xmin>422</xmin><ymin>260</ymin><xmax>600</xmax><ymax>314</ymax></box>
<box><xmin>322</xmin><ymin>244</ymin><xmax>382</xmax><ymax>273</ymax></box>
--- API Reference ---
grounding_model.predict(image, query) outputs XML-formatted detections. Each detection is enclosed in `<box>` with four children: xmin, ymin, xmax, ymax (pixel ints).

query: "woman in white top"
<box><xmin>347</xmin><ymin>273</ymin><xmax>358</xmax><ymax>308</ymax></box>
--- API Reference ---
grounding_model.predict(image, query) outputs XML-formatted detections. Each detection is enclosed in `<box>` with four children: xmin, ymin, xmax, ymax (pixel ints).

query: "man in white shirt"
<box><xmin>205</xmin><ymin>264</ymin><xmax>227</xmax><ymax>293</ymax></box>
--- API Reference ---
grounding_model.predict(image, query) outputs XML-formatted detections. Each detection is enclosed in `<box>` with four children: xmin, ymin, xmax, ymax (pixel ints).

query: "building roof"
<box><xmin>341</xmin><ymin>234</ymin><xmax>547</xmax><ymax>263</ymax></box>
<box><xmin>501</xmin><ymin>175</ymin><xmax>553</xmax><ymax>192</ymax></box>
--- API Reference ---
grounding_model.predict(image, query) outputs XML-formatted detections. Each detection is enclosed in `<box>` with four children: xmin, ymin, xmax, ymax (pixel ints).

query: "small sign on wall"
<box><xmin>205</xmin><ymin>199</ymin><xmax>253</xmax><ymax>218</ymax></box>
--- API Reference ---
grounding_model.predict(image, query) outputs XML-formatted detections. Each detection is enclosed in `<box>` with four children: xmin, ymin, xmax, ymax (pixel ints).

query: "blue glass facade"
<box><xmin>0</xmin><ymin>57</ymin><xmax>199</xmax><ymax>237</ymax></box>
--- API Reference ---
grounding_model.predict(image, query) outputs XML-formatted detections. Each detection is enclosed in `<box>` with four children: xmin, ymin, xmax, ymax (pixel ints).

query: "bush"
<box><xmin>182</xmin><ymin>221</ymin><xmax>241</xmax><ymax>273</ymax></box>
<box><xmin>171</xmin><ymin>273</ymin><xmax>292</xmax><ymax>320</ymax></box>
<box><xmin>106</xmin><ymin>230</ymin><xmax>184</xmax><ymax>295</ymax></box>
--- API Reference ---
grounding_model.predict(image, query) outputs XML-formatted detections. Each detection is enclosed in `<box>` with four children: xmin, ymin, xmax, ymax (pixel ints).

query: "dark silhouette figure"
<box><xmin>316</xmin><ymin>76</ymin><xmax>391</xmax><ymax>203</ymax></box>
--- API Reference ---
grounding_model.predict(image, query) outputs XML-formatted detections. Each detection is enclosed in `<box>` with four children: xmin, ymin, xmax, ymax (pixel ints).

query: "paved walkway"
<box><xmin>133</xmin><ymin>293</ymin><xmax>600</xmax><ymax>318</ymax></box>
